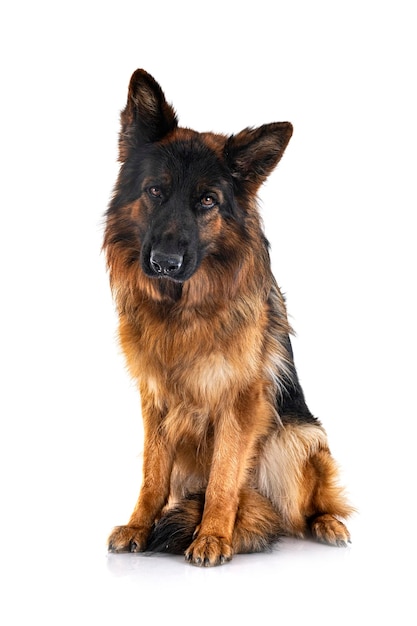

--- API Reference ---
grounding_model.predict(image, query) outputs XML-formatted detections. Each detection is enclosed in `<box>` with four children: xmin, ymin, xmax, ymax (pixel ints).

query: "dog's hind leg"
<box><xmin>257</xmin><ymin>423</ymin><xmax>354</xmax><ymax>545</ymax></box>
<box><xmin>231</xmin><ymin>488</ymin><xmax>283</xmax><ymax>553</ymax></box>
<box><xmin>305</xmin><ymin>448</ymin><xmax>353</xmax><ymax>546</ymax></box>
<box><xmin>309</xmin><ymin>513</ymin><xmax>351</xmax><ymax>547</ymax></box>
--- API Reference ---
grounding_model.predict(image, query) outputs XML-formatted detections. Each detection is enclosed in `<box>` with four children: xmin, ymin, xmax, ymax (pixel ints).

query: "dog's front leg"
<box><xmin>185</xmin><ymin>405</ymin><xmax>257</xmax><ymax>567</ymax></box>
<box><xmin>108</xmin><ymin>410</ymin><xmax>173</xmax><ymax>553</ymax></box>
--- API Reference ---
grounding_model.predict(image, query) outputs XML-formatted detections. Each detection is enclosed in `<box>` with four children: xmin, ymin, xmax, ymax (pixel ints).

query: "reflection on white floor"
<box><xmin>3</xmin><ymin>507</ymin><xmax>414</xmax><ymax>626</ymax></box>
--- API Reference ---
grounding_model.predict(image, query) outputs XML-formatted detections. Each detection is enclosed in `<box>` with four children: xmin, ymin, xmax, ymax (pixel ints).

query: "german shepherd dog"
<box><xmin>104</xmin><ymin>69</ymin><xmax>353</xmax><ymax>566</ymax></box>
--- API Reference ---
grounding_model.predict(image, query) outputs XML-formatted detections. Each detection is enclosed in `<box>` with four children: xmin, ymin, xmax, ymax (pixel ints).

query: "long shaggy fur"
<box><xmin>104</xmin><ymin>69</ymin><xmax>353</xmax><ymax>567</ymax></box>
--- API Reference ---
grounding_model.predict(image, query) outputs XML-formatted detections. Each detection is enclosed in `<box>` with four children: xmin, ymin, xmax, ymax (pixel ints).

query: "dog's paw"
<box><xmin>310</xmin><ymin>514</ymin><xmax>351</xmax><ymax>547</ymax></box>
<box><xmin>108</xmin><ymin>525</ymin><xmax>148</xmax><ymax>553</ymax></box>
<box><xmin>185</xmin><ymin>535</ymin><xmax>233</xmax><ymax>567</ymax></box>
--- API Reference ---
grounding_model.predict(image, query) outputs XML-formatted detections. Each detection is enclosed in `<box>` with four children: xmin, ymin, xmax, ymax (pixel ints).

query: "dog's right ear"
<box><xmin>119</xmin><ymin>69</ymin><xmax>178</xmax><ymax>161</ymax></box>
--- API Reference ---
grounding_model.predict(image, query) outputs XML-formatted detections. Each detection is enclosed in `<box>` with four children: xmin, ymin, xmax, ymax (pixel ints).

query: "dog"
<box><xmin>104</xmin><ymin>69</ymin><xmax>353</xmax><ymax>566</ymax></box>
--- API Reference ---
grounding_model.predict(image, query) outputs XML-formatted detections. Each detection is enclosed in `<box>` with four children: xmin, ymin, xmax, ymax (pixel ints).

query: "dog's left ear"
<box><xmin>119</xmin><ymin>69</ymin><xmax>178</xmax><ymax>161</ymax></box>
<box><xmin>224</xmin><ymin>122</ymin><xmax>293</xmax><ymax>191</ymax></box>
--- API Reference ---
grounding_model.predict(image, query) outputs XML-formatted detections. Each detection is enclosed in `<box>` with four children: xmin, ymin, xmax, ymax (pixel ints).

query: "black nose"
<box><xmin>149</xmin><ymin>250</ymin><xmax>184</xmax><ymax>276</ymax></box>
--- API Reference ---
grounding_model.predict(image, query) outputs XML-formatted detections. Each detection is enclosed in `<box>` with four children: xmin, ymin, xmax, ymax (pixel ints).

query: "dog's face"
<box><xmin>134</xmin><ymin>133</ymin><xmax>238</xmax><ymax>283</ymax></box>
<box><xmin>106</xmin><ymin>69</ymin><xmax>293</xmax><ymax>298</ymax></box>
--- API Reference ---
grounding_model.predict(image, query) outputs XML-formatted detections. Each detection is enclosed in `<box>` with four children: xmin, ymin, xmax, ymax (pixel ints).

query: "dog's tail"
<box><xmin>145</xmin><ymin>489</ymin><xmax>282</xmax><ymax>555</ymax></box>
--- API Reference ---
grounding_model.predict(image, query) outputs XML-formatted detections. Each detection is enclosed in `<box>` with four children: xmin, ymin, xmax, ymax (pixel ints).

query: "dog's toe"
<box><xmin>108</xmin><ymin>525</ymin><xmax>148</xmax><ymax>553</ymax></box>
<box><xmin>310</xmin><ymin>514</ymin><xmax>350</xmax><ymax>547</ymax></box>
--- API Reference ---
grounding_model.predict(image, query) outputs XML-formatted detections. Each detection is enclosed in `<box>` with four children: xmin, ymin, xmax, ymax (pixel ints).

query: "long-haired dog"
<box><xmin>104</xmin><ymin>69</ymin><xmax>353</xmax><ymax>566</ymax></box>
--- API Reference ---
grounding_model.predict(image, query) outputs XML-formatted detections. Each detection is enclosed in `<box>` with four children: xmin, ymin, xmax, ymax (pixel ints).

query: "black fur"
<box><xmin>146</xmin><ymin>495</ymin><xmax>204</xmax><ymax>554</ymax></box>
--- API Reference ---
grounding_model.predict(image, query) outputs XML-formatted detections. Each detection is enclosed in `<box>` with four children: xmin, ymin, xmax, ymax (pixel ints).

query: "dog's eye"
<box><xmin>199</xmin><ymin>194</ymin><xmax>217</xmax><ymax>210</ymax></box>
<box><xmin>148</xmin><ymin>186</ymin><xmax>162</xmax><ymax>198</ymax></box>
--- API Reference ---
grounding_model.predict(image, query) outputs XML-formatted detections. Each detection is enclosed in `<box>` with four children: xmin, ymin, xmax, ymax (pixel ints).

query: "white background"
<box><xmin>1</xmin><ymin>1</ymin><xmax>416</xmax><ymax>624</ymax></box>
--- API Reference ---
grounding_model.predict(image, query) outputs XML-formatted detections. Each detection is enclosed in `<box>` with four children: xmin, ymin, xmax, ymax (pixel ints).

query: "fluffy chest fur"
<box><xmin>118</xmin><ymin>295</ymin><xmax>270</xmax><ymax>412</ymax></box>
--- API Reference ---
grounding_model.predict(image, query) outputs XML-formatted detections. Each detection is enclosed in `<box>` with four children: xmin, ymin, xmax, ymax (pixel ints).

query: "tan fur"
<box><xmin>256</xmin><ymin>424</ymin><xmax>353</xmax><ymax>537</ymax></box>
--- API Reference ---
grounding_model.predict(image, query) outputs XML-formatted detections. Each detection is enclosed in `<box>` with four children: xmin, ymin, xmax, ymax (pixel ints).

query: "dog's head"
<box><xmin>105</xmin><ymin>69</ymin><xmax>292</xmax><ymax>302</ymax></box>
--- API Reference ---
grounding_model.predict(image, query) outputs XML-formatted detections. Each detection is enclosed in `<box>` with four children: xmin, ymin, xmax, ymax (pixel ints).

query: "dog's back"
<box><xmin>104</xmin><ymin>69</ymin><xmax>353</xmax><ymax>566</ymax></box>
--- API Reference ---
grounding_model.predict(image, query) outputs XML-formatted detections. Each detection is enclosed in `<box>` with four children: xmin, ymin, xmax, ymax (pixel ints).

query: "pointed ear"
<box><xmin>119</xmin><ymin>69</ymin><xmax>178</xmax><ymax>161</ymax></box>
<box><xmin>224</xmin><ymin>122</ymin><xmax>293</xmax><ymax>191</ymax></box>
